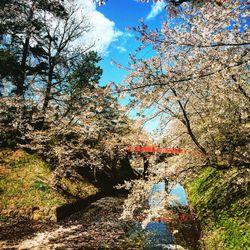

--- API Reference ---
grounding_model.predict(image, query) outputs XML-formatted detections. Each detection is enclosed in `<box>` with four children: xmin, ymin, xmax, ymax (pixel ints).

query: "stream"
<box><xmin>0</xmin><ymin>183</ymin><xmax>200</xmax><ymax>249</ymax></box>
<box><xmin>143</xmin><ymin>181</ymin><xmax>200</xmax><ymax>250</ymax></box>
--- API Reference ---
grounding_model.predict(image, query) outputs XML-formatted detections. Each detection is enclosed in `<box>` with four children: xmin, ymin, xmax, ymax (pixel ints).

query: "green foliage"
<box><xmin>9</xmin><ymin>158</ymin><xmax>29</xmax><ymax>169</ymax></box>
<box><xmin>0</xmin><ymin>0</ymin><xmax>67</xmax><ymax>95</ymax></box>
<box><xmin>0</xmin><ymin>215</ymin><xmax>8</xmax><ymax>222</ymax></box>
<box><xmin>31</xmin><ymin>180</ymin><xmax>50</xmax><ymax>192</ymax></box>
<box><xmin>68</xmin><ymin>51</ymin><xmax>103</xmax><ymax>91</ymax></box>
<box><xmin>64</xmin><ymin>51</ymin><xmax>104</xmax><ymax>118</ymax></box>
<box><xmin>0</xmin><ymin>49</ymin><xmax>19</xmax><ymax>82</ymax></box>
<box><xmin>186</xmin><ymin>167</ymin><xmax>250</xmax><ymax>249</ymax></box>
<box><xmin>216</xmin><ymin>216</ymin><xmax>249</xmax><ymax>249</ymax></box>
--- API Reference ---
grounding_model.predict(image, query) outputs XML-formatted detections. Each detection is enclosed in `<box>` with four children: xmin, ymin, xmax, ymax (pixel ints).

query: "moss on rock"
<box><xmin>61</xmin><ymin>176</ymin><xmax>99</xmax><ymax>199</ymax></box>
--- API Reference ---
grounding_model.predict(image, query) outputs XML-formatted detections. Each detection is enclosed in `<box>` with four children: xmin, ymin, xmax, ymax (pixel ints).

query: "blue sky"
<box><xmin>95</xmin><ymin>1</ymin><xmax>166</xmax><ymax>88</ymax></box>
<box><xmin>74</xmin><ymin>0</ymin><xmax>167</xmax><ymax>131</ymax></box>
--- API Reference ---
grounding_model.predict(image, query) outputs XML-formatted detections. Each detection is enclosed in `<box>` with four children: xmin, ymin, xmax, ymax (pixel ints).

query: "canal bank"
<box><xmin>185</xmin><ymin>166</ymin><xmax>249</xmax><ymax>249</ymax></box>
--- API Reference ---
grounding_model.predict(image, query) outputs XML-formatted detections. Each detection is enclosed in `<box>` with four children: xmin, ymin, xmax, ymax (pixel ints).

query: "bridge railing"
<box><xmin>127</xmin><ymin>146</ymin><xmax>188</xmax><ymax>154</ymax></box>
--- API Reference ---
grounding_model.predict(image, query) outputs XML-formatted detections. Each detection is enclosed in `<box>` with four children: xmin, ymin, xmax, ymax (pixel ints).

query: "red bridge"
<box><xmin>127</xmin><ymin>146</ymin><xmax>187</xmax><ymax>154</ymax></box>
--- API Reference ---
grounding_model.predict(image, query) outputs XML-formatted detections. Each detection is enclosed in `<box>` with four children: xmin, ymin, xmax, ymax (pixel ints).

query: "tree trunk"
<box><xmin>42</xmin><ymin>80</ymin><xmax>52</xmax><ymax>113</ymax></box>
<box><xmin>171</xmin><ymin>88</ymin><xmax>207</xmax><ymax>155</ymax></box>
<box><xmin>15</xmin><ymin>5</ymin><xmax>34</xmax><ymax>96</ymax></box>
<box><xmin>42</xmin><ymin>61</ymin><xmax>54</xmax><ymax>114</ymax></box>
<box><xmin>41</xmin><ymin>66</ymin><xmax>53</xmax><ymax>127</ymax></box>
<box><xmin>15</xmin><ymin>36</ymin><xmax>30</xmax><ymax>96</ymax></box>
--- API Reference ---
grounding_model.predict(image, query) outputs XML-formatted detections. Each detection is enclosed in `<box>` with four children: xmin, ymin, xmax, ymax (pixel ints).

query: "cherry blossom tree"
<box><xmin>121</xmin><ymin>0</ymin><xmax>249</xmax><ymax>170</ymax></box>
<box><xmin>95</xmin><ymin>0</ymin><xmax>226</xmax><ymax>9</ymax></box>
<box><xmin>91</xmin><ymin>0</ymin><xmax>250</xmax><ymax>224</ymax></box>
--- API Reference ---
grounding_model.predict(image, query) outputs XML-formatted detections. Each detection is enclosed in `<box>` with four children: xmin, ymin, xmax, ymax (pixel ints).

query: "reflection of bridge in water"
<box><xmin>126</xmin><ymin>146</ymin><xmax>201</xmax><ymax>249</ymax></box>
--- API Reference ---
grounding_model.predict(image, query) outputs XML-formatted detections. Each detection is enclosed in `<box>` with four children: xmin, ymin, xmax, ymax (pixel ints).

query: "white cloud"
<box><xmin>116</xmin><ymin>46</ymin><xmax>127</xmax><ymax>53</ymax></box>
<box><xmin>146</xmin><ymin>0</ymin><xmax>165</xmax><ymax>20</ymax></box>
<box><xmin>75</xmin><ymin>0</ymin><xmax>123</xmax><ymax>54</ymax></box>
<box><xmin>87</xmin><ymin>11</ymin><xmax>123</xmax><ymax>54</ymax></box>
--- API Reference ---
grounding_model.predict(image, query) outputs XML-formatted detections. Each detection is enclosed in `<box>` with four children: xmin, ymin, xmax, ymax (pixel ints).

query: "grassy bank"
<box><xmin>186</xmin><ymin>167</ymin><xmax>249</xmax><ymax>249</ymax></box>
<box><xmin>0</xmin><ymin>149</ymin><xmax>98</xmax><ymax>221</ymax></box>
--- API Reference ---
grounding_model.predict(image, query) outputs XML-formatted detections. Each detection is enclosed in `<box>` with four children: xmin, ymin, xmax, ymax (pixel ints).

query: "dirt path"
<box><xmin>0</xmin><ymin>196</ymin><xmax>142</xmax><ymax>250</ymax></box>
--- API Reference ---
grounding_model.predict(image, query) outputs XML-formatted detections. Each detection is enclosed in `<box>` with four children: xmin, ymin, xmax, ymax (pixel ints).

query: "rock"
<box><xmin>156</xmin><ymin>244</ymin><xmax>185</xmax><ymax>250</ymax></box>
<box><xmin>44</xmin><ymin>215</ymin><xmax>51</xmax><ymax>221</ymax></box>
<box><xmin>50</xmin><ymin>213</ymin><xmax>57</xmax><ymax>222</ymax></box>
<box><xmin>32</xmin><ymin>210</ymin><xmax>42</xmax><ymax>221</ymax></box>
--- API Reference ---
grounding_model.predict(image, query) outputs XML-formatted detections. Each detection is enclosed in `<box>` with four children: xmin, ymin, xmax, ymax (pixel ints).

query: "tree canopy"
<box><xmin>0</xmin><ymin>0</ymin><xmax>145</xmax><ymax>196</ymax></box>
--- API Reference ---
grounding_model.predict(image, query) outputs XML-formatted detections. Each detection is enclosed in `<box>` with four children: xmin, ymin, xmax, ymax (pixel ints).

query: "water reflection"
<box><xmin>143</xmin><ymin>181</ymin><xmax>199</xmax><ymax>250</ymax></box>
<box><xmin>144</xmin><ymin>222</ymin><xmax>174</xmax><ymax>250</ymax></box>
<box><xmin>169</xmin><ymin>183</ymin><xmax>188</xmax><ymax>206</ymax></box>
<box><xmin>148</xmin><ymin>181</ymin><xmax>166</xmax><ymax>208</ymax></box>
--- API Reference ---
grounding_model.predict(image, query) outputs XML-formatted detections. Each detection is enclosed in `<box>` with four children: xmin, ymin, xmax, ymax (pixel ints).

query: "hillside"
<box><xmin>186</xmin><ymin>167</ymin><xmax>250</xmax><ymax>249</ymax></box>
<box><xmin>0</xmin><ymin>149</ymin><xmax>98</xmax><ymax>222</ymax></box>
